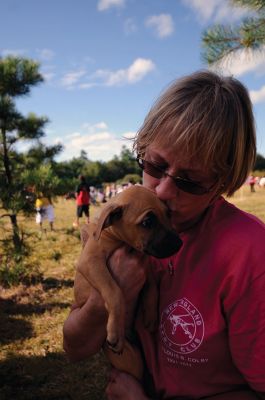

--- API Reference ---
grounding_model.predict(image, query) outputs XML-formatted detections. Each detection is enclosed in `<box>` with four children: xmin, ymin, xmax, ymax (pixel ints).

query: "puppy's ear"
<box><xmin>94</xmin><ymin>204</ymin><xmax>123</xmax><ymax>241</ymax></box>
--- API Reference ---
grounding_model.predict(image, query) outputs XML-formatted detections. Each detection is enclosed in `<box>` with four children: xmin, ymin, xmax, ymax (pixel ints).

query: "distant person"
<box><xmin>35</xmin><ymin>195</ymin><xmax>54</xmax><ymax>231</ymax></box>
<box><xmin>73</xmin><ymin>175</ymin><xmax>90</xmax><ymax>228</ymax></box>
<box><xmin>259</xmin><ymin>176</ymin><xmax>265</xmax><ymax>188</ymax></box>
<box><xmin>96</xmin><ymin>189</ymin><xmax>106</xmax><ymax>204</ymax></box>
<box><xmin>89</xmin><ymin>187</ymin><xmax>97</xmax><ymax>206</ymax></box>
<box><xmin>248</xmin><ymin>175</ymin><xmax>256</xmax><ymax>192</ymax></box>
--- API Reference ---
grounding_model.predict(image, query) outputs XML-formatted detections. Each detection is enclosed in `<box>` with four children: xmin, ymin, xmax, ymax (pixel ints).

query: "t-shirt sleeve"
<box><xmin>228</xmin><ymin>270</ymin><xmax>265</xmax><ymax>393</ymax></box>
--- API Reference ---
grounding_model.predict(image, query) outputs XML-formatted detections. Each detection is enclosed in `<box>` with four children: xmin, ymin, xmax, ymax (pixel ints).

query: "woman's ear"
<box><xmin>94</xmin><ymin>204</ymin><xmax>124</xmax><ymax>241</ymax></box>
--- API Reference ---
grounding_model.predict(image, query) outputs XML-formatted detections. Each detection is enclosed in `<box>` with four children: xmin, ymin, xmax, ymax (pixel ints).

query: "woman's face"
<box><xmin>142</xmin><ymin>146</ymin><xmax>220</xmax><ymax>232</ymax></box>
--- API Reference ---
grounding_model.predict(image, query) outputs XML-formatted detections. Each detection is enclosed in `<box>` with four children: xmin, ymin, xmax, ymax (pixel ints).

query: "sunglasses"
<box><xmin>137</xmin><ymin>157</ymin><xmax>215</xmax><ymax>195</ymax></box>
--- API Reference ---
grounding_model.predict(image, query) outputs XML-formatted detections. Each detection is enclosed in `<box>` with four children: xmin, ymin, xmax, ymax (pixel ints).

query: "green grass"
<box><xmin>0</xmin><ymin>185</ymin><xmax>265</xmax><ymax>399</ymax></box>
<box><xmin>0</xmin><ymin>199</ymin><xmax>108</xmax><ymax>400</ymax></box>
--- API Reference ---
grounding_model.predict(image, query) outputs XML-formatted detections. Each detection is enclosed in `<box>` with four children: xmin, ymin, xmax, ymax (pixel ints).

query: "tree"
<box><xmin>0</xmin><ymin>56</ymin><xmax>61</xmax><ymax>250</ymax></box>
<box><xmin>201</xmin><ymin>0</ymin><xmax>265</xmax><ymax>65</ymax></box>
<box><xmin>24</xmin><ymin>142</ymin><xmax>63</xmax><ymax>170</ymax></box>
<box><xmin>254</xmin><ymin>152</ymin><xmax>265</xmax><ymax>170</ymax></box>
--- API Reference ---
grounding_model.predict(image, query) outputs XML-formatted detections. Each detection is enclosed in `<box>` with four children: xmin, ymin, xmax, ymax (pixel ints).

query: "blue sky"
<box><xmin>1</xmin><ymin>0</ymin><xmax>265</xmax><ymax>161</ymax></box>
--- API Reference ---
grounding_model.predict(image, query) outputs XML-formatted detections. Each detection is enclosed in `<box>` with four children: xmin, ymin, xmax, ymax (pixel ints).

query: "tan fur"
<box><xmin>73</xmin><ymin>185</ymin><xmax>182</xmax><ymax>380</ymax></box>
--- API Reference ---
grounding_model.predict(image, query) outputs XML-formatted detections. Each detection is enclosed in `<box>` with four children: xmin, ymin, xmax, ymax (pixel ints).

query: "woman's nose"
<box><xmin>155</xmin><ymin>176</ymin><xmax>178</xmax><ymax>201</ymax></box>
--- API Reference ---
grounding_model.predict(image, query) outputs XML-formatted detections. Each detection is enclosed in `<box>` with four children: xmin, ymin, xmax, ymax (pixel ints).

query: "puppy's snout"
<box><xmin>146</xmin><ymin>230</ymin><xmax>182</xmax><ymax>259</ymax></box>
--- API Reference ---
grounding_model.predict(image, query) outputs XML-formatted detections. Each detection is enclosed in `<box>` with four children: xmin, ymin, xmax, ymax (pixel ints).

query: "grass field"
<box><xmin>0</xmin><ymin>184</ymin><xmax>264</xmax><ymax>400</ymax></box>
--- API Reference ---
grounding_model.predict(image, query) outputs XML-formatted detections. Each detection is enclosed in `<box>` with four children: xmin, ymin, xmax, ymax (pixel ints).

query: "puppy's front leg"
<box><xmin>76</xmin><ymin>253</ymin><xmax>126</xmax><ymax>353</ymax></box>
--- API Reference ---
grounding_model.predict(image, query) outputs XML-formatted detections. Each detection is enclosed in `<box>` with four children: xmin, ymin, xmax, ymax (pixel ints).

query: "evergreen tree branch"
<box><xmin>231</xmin><ymin>0</ymin><xmax>265</xmax><ymax>12</ymax></box>
<box><xmin>201</xmin><ymin>0</ymin><xmax>265</xmax><ymax>65</ymax></box>
<box><xmin>202</xmin><ymin>17</ymin><xmax>265</xmax><ymax>64</ymax></box>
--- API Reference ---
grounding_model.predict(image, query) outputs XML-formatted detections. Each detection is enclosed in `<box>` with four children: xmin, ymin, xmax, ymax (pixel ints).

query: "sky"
<box><xmin>1</xmin><ymin>0</ymin><xmax>265</xmax><ymax>162</ymax></box>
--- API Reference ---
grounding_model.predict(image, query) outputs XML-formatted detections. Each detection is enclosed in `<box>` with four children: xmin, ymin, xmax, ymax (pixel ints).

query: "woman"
<box><xmin>63</xmin><ymin>71</ymin><xmax>265</xmax><ymax>399</ymax></box>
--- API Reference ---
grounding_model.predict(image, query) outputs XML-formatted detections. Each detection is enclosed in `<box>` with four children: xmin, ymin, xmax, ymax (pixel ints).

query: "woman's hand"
<box><xmin>108</xmin><ymin>245</ymin><xmax>147</xmax><ymax>328</ymax></box>
<box><xmin>105</xmin><ymin>369</ymin><xmax>150</xmax><ymax>400</ymax></box>
<box><xmin>63</xmin><ymin>245</ymin><xmax>147</xmax><ymax>361</ymax></box>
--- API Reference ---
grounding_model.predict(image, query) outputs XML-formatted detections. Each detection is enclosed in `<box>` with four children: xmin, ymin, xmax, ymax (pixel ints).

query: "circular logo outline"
<box><xmin>160</xmin><ymin>297</ymin><xmax>204</xmax><ymax>354</ymax></box>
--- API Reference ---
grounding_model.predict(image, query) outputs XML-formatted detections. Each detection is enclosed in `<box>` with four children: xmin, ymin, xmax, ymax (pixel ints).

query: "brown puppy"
<box><xmin>74</xmin><ymin>185</ymin><xmax>182</xmax><ymax>379</ymax></box>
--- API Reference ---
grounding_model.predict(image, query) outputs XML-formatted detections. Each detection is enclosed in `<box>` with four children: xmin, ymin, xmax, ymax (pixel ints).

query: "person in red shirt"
<box><xmin>63</xmin><ymin>71</ymin><xmax>265</xmax><ymax>399</ymax></box>
<box><xmin>73</xmin><ymin>175</ymin><xmax>90</xmax><ymax>228</ymax></box>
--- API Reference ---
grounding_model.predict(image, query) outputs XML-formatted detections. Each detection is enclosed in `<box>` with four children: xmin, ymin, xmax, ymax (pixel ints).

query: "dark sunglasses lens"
<box><xmin>138</xmin><ymin>159</ymin><xmax>163</xmax><ymax>179</ymax></box>
<box><xmin>175</xmin><ymin>179</ymin><xmax>207</xmax><ymax>195</ymax></box>
<box><xmin>138</xmin><ymin>158</ymin><xmax>209</xmax><ymax>195</ymax></box>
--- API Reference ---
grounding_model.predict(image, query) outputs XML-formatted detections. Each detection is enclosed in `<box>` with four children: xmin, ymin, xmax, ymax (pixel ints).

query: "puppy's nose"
<box><xmin>146</xmin><ymin>231</ymin><xmax>182</xmax><ymax>259</ymax></box>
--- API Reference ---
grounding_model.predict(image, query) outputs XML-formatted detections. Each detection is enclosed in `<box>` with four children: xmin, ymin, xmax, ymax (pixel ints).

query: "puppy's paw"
<box><xmin>106</xmin><ymin>338</ymin><xmax>124</xmax><ymax>354</ymax></box>
<box><xmin>106</xmin><ymin>311</ymin><xmax>125</xmax><ymax>353</ymax></box>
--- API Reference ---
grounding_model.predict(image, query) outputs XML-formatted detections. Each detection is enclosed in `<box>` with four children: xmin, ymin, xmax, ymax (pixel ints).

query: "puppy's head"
<box><xmin>94</xmin><ymin>186</ymin><xmax>182</xmax><ymax>258</ymax></box>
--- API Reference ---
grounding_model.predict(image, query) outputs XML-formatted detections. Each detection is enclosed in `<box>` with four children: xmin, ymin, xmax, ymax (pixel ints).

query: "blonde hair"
<box><xmin>133</xmin><ymin>70</ymin><xmax>256</xmax><ymax>196</ymax></box>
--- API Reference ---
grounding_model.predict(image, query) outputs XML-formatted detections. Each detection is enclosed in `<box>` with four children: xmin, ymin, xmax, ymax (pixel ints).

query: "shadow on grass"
<box><xmin>0</xmin><ymin>313</ymin><xmax>33</xmax><ymax>344</ymax></box>
<box><xmin>41</xmin><ymin>277</ymin><xmax>74</xmax><ymax>290</ymax></box>
<box><xmin>0</xmin><ymin>296</ymin><xmax>70</xmax><ymax>318</ymax></box>
<box><xmin>0</xmin><ymin>351</ymin><xmax>108</xmax><ymax>400</ymax></box>
<box><xmin>0</xmin><ymin>289</ymin><xmax>71</xmax><ymax>344</ymax></box>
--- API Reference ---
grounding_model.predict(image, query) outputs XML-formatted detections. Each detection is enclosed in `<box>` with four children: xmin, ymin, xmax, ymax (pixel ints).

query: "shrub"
<box><xmin>0</xmin><ymin>255</ymin><xmax>43</xmax><ymax>287</ymax></box>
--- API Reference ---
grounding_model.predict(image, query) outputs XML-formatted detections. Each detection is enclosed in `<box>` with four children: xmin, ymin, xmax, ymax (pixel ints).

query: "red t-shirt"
<box><xmin>76</xmin><ymin>184</ymin><xmax>90</xmax><ymax>206</ymax></box>
<box><xmin>136</xmin><ymin>197</ymin><xmax>265</xmax><ymax>398</ymax></box>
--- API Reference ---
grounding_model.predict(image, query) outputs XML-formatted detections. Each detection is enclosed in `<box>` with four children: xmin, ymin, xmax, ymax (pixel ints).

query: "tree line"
<box><xmin>1</xmin><ymin>53</ymin><xmax>265</xmax><ymax>251</ymax></box>
<box><xmin>0</xmin><ymin>56</ymin><xmax>141</xmax><ymax>251</ymax></box>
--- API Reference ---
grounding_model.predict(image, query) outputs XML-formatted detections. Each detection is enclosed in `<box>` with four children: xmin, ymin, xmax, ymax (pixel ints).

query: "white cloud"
<box><xmin>211</xmin><ymin>47</ymin><xmax>265</xmax><ymax>77</ymax></box>
<box><xmin>81</xmin><ymin>121</ymin><xmax>109</xmax><ymax>131</ymax></box>
<box><xmin>16</xmin><ymin>121</ymin><xmax>135</xmax><ymax>162</ymax></box>
<box><xmin>61</xmin><ymin>69</ymin><xmax>87</xmax><ymax>89</ymax></box>
<box><xmin>182</xmin><ymin>0</ymin><xmax>250</xmax><ymax>24</ymax></box>
<box><xmin>106</xmin><ymin>58</ymin><xmax>155</xmax><ymax>86</ymax></box>
<box><xmin>79</xmin><ymin>58</ymin><xmax>155</xmax><ymax>89</ymax></box>
<box><xmin>56</xmin><ymin>121</ymin><xmax>133</xmax><ymax>161</ymax></box>
<box><xmin>1</xmin><ymin>48</ymin><xmax>56</xmax><ymax>61</ymax></box>
<box><xmin>98</xmin><ymin>0</ymin><xmax>125</xmax><ymax>11</ymax></box>
<box><xmin>59</xmin><ymin>59</ymin><xmax>155</xmax><ymax>90</ymax></box>
<box><xmin>1</xmin><ymin>48</ymin><xmax>27</xmax><ymax>57</ymax></box>
<box><xmin>66</xmin><ymin>132</ymin><xmax>82</xmax><ymax>139</ymax></box>
<box><xmin>145</xmin><ymin>14</ymin><xmax>174</xmax><ymax>38</ymax></box>
<box><xmin>70</xmin><ymin>132</ymin><xmax>112</xmax><ymax>145</ymax></box>
<box><xmin>123</xmin><ymin>131</ymin><xmax>136</xmax><ymax>139</ymax></box>
<box><xmin>127</xmin><ymin>58</ymin><xmax>155</xmax><ymax>83</ymax></box>
<box><xmin>95</xmin><ymin>122</ymin><xmax>108</xmax><ymax>130</ymax></box>
<box><xmin>79</xmin><ymin>82</ymin><xmax>97</xmax><ymax>89</ymax></box>
<box><xmin>250</xmin><ymin>85</ymin><xmax>265</xmax><ymax>104</ymax></box>
<box><xmin>42</xmin><ymin>71</ymin><xmax>56</xmax><ymax>82</ymax></box>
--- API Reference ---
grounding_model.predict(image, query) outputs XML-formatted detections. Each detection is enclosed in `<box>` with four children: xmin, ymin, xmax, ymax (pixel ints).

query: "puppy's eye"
<box><xmin>141</xmin><ymin>213</ymin><xmax>157</xmax><ymax>229</ymax></box>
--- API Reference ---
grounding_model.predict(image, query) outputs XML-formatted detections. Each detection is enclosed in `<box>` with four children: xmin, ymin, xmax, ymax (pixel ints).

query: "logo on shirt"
<box><xmin>160</xmin><ymin>297</ymin><xmax>204</xmax><ymax>354</ymax></box>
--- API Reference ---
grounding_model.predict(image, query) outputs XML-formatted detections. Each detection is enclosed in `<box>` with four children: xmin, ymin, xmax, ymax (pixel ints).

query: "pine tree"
<box><xmin>0</xmin><ymin>56</ymin><xmax>61</xmax><ymax>250</ymax></box>
<box><xmin>201</xmin><ymin>0</ymin><xmax>265</xmax><ymax>64</ymax></box>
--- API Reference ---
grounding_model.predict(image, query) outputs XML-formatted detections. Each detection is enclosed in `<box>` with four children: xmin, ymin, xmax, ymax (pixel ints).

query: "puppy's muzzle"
<box><xmin>145</xmin><ymin>230</ymin><xmax>182</xmax><ymax>259</ymax></box>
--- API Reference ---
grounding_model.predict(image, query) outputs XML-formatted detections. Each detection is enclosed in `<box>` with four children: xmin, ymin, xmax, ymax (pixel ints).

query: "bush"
<box><xmin>0</xmin><ymin>255</ymin><xmax>43</xmax><ymax>287</ymax></box>
<box><xmin>117</xmin><ymin>173</ymin><xmax>142</xmax><ymax>185</ymax></box>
